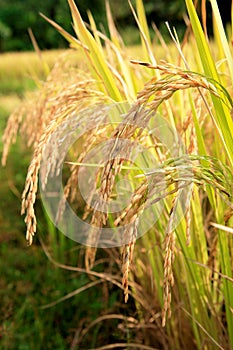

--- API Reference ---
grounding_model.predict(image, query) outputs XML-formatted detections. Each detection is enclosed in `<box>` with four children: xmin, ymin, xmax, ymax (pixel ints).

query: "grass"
<box><xmin>0</xmin><ymin>239</ymin><xmax>125</xmax><ymax>349</ymax></box>
<box><xmin>0</xmin><ymin>51</ymin><xmax>54</xmax><ymax>95</ymax></box>
<box><xmin>0</xmin><ymin>51</ymin><xmax>130</xmax><ymax>349</ymax></box>
<box><xmin>1</xmin><ymin>0</ymin><xmax>233</xmax><ymax>349</ymax></box>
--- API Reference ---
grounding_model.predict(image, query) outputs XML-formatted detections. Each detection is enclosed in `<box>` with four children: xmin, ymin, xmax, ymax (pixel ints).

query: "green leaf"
<box><xmin>185</xmin><ymin>0</ymin><xmax>233</xmax><ymax>166</ymax></box>
<box><xmin>67</xmin><ymin>0</ymin><xmax>123</xmax><ymax>101</ymax></box>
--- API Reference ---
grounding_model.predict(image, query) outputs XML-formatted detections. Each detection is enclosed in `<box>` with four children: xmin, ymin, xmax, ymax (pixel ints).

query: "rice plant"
<box><xmin>2</xmin><ymin>0</ymin><xmax>233</xmax><ymax>348</ymax></box>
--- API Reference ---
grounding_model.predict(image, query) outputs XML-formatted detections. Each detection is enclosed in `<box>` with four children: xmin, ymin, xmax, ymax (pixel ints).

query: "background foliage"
<box><xmin>0</xmin><ymin>0</ymin><xmax>231</xmax><ymax>51</ymax></box>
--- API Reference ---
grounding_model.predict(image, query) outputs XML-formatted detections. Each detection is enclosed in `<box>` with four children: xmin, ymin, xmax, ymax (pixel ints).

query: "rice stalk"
<box><xmin>2</xmin><ymin>0</ymin><xmax>233</xmax><ymax>348</ymax></box>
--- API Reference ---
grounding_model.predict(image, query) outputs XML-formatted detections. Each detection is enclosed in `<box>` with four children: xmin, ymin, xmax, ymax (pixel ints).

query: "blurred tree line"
<box><xmin>0</xmin><ymin>0</ymin><xmax>231</xmax><ymax>52</ymax></box>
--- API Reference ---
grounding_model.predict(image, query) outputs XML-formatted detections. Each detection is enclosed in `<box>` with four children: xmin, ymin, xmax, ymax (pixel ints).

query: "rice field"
<box><xmin>1</xmin><ymin>0</ymin><xmax>233</xmax><ymax>349</ymax></box>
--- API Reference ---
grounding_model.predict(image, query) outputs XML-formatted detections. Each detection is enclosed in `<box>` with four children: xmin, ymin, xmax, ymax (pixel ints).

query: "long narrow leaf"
<box><xmin>210</xmin><ymin>0</ymin><xmax>233</xmax><ymax>83</ymax></box>
<box><xmin>67</xmin><ymin>0</ymin><xmax>123</xmax><ymax>101</ymax></box>
<box><xmin>185</xmin><ymin>0</ymin><xmax>233</xmax><ymax>166</ymax></box>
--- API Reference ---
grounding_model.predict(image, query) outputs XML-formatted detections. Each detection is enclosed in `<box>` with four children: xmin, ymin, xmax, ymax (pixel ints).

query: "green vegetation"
<box><xmin>0</xmin><ymin>0</ymin><xmax>231</xmax><ymax>51</ymax></box>
<box><xmin>0</xmin><ymin>114</ymin><xmax>125</xmax><ymax>349</ymax></box>
<box><xmin>1</xmin><ymin>0</ymin><xmax>233</xmax><ymax>349</ymax></box>
<box><xmin>0</xmin><ymin>50</ymin><xmax>145</xmax><ymax>349</ymax></box>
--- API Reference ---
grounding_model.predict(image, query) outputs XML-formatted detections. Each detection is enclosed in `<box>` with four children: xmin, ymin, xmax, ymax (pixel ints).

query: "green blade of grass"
<box><xmin>67</xmin><ymin>0</ymin><xmax>123</xmax><ymax>101</ymax></box>
<box><xmin>218</xmin><ymin>229</ymin><xmax>233</xmax><ymax>347</ymax></box>
<box><xmin>40</xmin><ymin>12</ymin><xmax>89</xmax><ymax>51</ymax></box>
<box><xmin>189</xmin><ymin>91</ymin><xmax>216</xmax><ymax>208</ymax></box>
<box><xmin>87</xmin><ymin>10</ymin><xmax>103</xmax><ymax>50</ymax></box>
<box><xmin>185</xmin><ymin>0</ymin><xmax>233</xmax><ymax>166</ymax></box>
<box><xmin>128</xmin><ymin>0</ymin><xmax>156</xmax><ymax>67</ymax></box>
<box><xmin>210</xmin><ymin>0</ymin><xmax>233</xmax><ymax>83</ymax></box>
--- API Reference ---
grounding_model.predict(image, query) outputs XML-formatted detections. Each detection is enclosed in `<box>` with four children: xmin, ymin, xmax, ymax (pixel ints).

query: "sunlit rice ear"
<box><xmin>2</xmin><ymin>0</ymin><xmax>233</xmax><ymax>345</ymax></box>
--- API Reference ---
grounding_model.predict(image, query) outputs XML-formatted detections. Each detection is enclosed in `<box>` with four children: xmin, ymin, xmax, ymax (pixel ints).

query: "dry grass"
<box><xmin>0</xmin><ymin>50</ymin><xmax>64</xmax><ymax>79</ymax></box>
